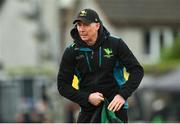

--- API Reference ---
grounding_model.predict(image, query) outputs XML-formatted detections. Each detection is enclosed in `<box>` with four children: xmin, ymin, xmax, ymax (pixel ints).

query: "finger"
<box><xmin>108</xmin><ymin>100</ymin><xmax>116</xmax><ymax>111</ymax></box>
<box><xmin>96</xmin><ymin>93</ymin><xmax>104</xmax><ymax>101</ymax></box>
<box><xmin>97</xmin><ymin>92</ymin><xmax>104</xmax><ymax>98</ymax></box>
<box><xmin>108</xmin><ymin>100</ymin><xmax>114</xmax><ymax>110</ymax></box>
<box><xmin>112</xmin><ymin>102</ymin><xmax>121</xmax><ymax>112</ymax></box>
<box><xmin>95</xmin><ymin>102</ymin><xmax>100</xmax><ymax>106</ymax></box>
<box><xmin>116</xmin><ymin>103</ymin><xmax>123</xmax><ymax>111</ymax></box>
<box><xmin>107</xmin><ymin>101</ymin><xmax>112</xmax><ymax>110</ymax></box>
<box><xmin>95</xmin><ymin>100</ymin><xmax>102</xmax><ymax>106</ymax></box>
<box><xmin>99</xmin><ymin>96</ymin><xmax>104</xmax><ymax>101</ymax></box>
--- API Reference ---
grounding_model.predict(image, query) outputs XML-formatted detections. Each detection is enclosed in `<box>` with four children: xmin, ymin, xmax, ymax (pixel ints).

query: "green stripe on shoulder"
<box><xmin>68</xmin><ymin>43</ymin><xmax>75</xmax><ymax>48</ymax></box>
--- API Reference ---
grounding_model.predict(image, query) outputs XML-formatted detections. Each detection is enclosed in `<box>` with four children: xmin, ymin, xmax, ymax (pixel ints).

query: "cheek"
<box><xmin>88</xmin><ymin>29</ymin><xmax>96</xmax><ymax>36</ymax></box>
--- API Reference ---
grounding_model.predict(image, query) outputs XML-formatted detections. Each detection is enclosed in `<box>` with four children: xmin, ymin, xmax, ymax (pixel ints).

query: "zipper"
<box><xmin>85</xmin><ymin>52</ymin><xmax>92</xmax><ymax>72</ymax></box>
<box><xmin>99</xmin><ymin>46</ymin><xmax>102</xmax><ymax>67</ymax></box>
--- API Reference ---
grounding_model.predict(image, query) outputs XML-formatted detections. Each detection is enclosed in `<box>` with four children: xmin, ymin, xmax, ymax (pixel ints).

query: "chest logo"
<box><xmin>104</xmin><ymin>48</ymin><xmax>113</xmax><ymax>58</ymax></box>
<box><xmin>76</xmin><ymin>54</ymin><xmax>84</xmax><ymax>60</ymax></box>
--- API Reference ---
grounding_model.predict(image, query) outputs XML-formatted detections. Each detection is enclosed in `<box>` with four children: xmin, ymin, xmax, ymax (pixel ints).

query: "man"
<box><xmin>57</xmin><ymin>8</ymin><xmax>144</xmax><ymax>123</ymax></box>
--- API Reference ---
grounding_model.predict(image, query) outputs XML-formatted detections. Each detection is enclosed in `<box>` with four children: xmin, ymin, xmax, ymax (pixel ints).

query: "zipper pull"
<box><xmin>91</xmin><ymin>51</ymin><xmax>94</xmax><ymax>59</ymax></box>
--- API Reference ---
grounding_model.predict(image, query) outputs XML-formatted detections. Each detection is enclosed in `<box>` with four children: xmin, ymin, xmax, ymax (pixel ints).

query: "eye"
<box><xmin>84</xmin><ymin>23</ymin><xmax>90</xmax><ymax>26</ymax></box>
<box><xmin>77</xmin><ymin>23</ymin><xmax>81</xmax><ymax>26</ymax></box>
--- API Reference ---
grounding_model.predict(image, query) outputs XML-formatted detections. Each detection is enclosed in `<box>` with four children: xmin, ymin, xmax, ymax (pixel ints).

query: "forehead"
<box><xmin>76</xmin><ymin>21</ymin><xmax>91</xmax><ymax>25</ymax></box>
<box><xmin>76</xmin><ymin>21</ymin><xmax>99</xmax><ymax>28</ymax></box>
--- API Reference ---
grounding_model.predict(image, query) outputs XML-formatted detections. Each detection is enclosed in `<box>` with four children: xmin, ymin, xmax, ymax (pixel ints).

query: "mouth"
<box><xmin>80</xmin><ymin>35</ymin><xmax>87</xmax><ymax>38</ymax></box>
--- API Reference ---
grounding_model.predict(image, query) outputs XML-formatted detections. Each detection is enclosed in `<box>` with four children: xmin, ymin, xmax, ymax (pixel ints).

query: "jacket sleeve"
<box><xmin>57</xmin><ymin>47</ymin><xmax>91</xmax><ymax>108</ymax></box>
<box><xmin>117</xmin><ymin>39</ymin><xmax>144</xmax><ymax>100</ymax></box>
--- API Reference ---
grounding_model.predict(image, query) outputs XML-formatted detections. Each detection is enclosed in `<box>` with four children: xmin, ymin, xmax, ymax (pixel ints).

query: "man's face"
<box><xmin>76</xmin><ymin>21</ymin><xmax>100</xmax><ymax>46</ymax></box>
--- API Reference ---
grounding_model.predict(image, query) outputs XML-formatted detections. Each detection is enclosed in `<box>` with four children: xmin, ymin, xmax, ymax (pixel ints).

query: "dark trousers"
<box><xmin>77</xmin><ymin>108</ymin><xmax>128</xmax><ymax>123</ymax></box>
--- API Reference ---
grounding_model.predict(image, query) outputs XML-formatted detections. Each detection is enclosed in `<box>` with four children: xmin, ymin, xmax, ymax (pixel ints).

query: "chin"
<box><xmin>81</xmin><ymin>38</ymin><xmax>88</xmax><ymax>41</ymax></box>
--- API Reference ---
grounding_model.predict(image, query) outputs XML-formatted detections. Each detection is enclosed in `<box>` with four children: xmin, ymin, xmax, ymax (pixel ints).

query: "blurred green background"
<box><xmin>0</xmin><ymin>0</ymin><xmax>180</xmax><ymax>123</ymax></box>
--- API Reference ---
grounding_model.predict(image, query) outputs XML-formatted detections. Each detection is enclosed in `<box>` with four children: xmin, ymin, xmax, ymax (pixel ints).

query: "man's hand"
<box><xmin>88</xmin><ymin>92</ymin><xmax>104</xmax><ymax>106</ymax></box>
<box><xmin>108</xmin><ymin>94</ymin><xmax>125</xmax><ymax>112</ymax></box>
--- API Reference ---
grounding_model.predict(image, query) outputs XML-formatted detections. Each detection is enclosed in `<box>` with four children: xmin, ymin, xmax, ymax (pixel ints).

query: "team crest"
<box><xmin>79</xmin><ymin>10</ymin><xmax>87</xmax><ymax>16</ymax></box>
<box><xmin>104</xmin><ymin>48</ymin><xmax>113</xmax><ymax>58</ymax></box>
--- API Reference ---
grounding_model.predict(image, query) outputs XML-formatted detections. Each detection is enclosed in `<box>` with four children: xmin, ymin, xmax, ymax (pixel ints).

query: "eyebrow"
<box><xmin>77</xmin><ymin>22</ymin><xmax>90</xmax><ymax>26</ymax></box>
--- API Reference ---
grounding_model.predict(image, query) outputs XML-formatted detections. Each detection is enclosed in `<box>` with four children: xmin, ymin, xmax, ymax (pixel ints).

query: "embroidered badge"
<box><xmin>104</xmin><ymin>48</ymin><xmax>113</xmax><ymax>58</ymax></box>
<box><xmin>79</xmin><ymin>10</ymin><xmax>87</xmax><ymax>16</ymax></box>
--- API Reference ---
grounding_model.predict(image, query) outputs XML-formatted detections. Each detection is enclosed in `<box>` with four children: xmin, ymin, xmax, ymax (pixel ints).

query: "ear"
<box><xmin>95</xmin><ymin>23</ymin><xmax>100</xmax><ymax>31</ymax></box>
